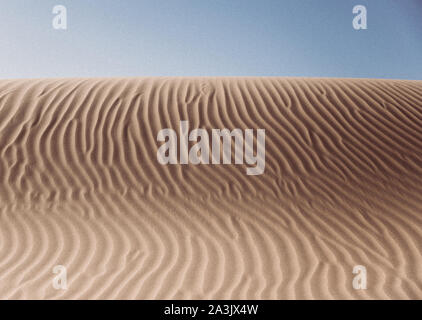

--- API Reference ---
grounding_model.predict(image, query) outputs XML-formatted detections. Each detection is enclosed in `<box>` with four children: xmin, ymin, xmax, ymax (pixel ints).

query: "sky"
<box><xmin>0</xmin><ymin>0</ymin><xmax>421</xmax><ymax>79</ymax></box>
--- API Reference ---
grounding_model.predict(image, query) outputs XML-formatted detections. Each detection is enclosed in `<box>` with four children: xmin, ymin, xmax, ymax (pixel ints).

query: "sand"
<box><xmin>0</xmin><ymin>77</ymin><xmax>421</xmax><ymax>299</ymax></box>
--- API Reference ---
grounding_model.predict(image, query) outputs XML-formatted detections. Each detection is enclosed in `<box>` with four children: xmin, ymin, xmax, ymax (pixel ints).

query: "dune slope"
<box><xmin>0</xmin><ymin>77</ymin><xmax>421</xmax><ymax>299</ymax></box>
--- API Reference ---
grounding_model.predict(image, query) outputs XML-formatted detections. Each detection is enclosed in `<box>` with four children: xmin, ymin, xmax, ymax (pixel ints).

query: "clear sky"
<box><xmin>0</xmin><ymin>0</ymin><xmax>421</xmax><ymax>79</ymax></box>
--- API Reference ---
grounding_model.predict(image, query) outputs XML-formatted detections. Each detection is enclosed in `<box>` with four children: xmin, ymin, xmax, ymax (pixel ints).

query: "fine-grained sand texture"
<box><xmin>0</xmin><ymin>77</ymin><xmax>421</xmax><ymax>299</ymax></box>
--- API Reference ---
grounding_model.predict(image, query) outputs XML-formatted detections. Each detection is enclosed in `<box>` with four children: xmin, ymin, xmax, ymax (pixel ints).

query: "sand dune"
<box><xmin>0</xmin><ymin>77</ymin><xmax>421</xmax><ymax>299</ymax></box>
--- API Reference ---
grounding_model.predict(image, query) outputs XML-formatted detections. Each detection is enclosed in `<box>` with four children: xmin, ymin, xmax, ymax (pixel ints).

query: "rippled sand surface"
<box><xmin>0</xmin><ymin>77</ymin><xmax>421</xmax><ymax>299</ymax></box>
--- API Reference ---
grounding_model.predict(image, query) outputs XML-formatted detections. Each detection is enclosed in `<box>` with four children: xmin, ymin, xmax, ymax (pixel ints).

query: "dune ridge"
<box><xmin>0</xmin><ymin>77</ymin><xmax>421</xmax><ymax>299</ymax></box>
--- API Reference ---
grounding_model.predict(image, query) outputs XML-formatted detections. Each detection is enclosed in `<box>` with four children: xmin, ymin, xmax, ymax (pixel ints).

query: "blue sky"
<box><xmin>0</xmin><ymin>0</ymin><xmax>421</xmax><ymax>79</ymax></box>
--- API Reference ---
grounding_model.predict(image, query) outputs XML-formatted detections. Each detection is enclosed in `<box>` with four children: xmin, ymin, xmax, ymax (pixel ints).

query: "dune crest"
<box><xmin>0</xmin><ymin>77</ymin><xmax>421</xmax><ymax>299</ymax></box>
